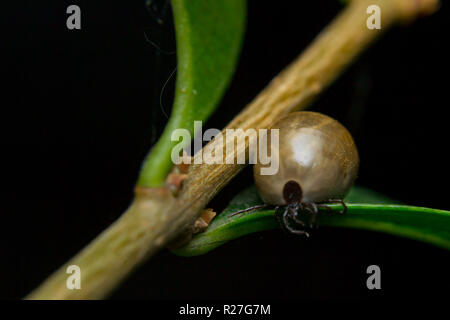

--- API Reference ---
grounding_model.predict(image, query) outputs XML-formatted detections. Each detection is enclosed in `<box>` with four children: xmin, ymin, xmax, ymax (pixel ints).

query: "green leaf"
<box><xmin>138</xmin><ymin>0</ymin><xmax>247</xmax><ymax>187</ymax></box>
<box><xmin>172</xmin><ymin>186</ymin><xmax>450</xmax><ymax>256</ymax></box>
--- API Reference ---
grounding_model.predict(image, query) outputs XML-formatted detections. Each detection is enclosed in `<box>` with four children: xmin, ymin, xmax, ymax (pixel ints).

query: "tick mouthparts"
<box><xmin>283</xmin><ymin>180</ymin><xmax>303</xmax><ymax>204</ymax></box>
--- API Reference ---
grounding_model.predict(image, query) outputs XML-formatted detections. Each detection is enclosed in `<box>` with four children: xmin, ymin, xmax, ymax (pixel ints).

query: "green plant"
<box><xmin>28</xmin><ymin>0</ymin><xmax>443</xmax><ymax>300</ymax></box>
<box><xmin>173</xmin><ymin>186</ymin><xmax>450</xmax><ymax>256</ymax></box>
<box><xmin>139</xmin><ymin>0</ymin><xmax>246</xmax><ymax>187</ymax></box>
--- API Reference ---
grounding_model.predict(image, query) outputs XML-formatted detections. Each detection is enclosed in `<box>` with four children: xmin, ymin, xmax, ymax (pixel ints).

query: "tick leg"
<box><xmin>306</xmin><ymin>202</ymin><xmax>319</xmax><ymax>229</ymax></box>
<box><xmin>229</xmin><ymin>204</ymin><xmax>272</xmax><ymax>217</ymax></box>
<box><xmin>276</xmin><ymin>207</ymin><xmax>309</xmax><ymax>237</ymax></box>
<box><xmin>283</xmin><ymin>206</ymin><xmax>310</xmax><ymax>237</ymax></box>
<box><xmin>289</xmin><ymin>203</ymin><xmax>304</xmax><ymax>225</ymax></box>
<box><xmin>274</xmin><ymin>205</ymin><xmax>310</xmax><ymax>237</ymax></box>
<box><xmin>293</xmin><ymin>202</ymin><xmax>319</xmax><ymax>229</ymax></box>
<box><xmin>317</xmin><ymin>199</ymin><xmax>347</xmax><ymax>214</ymax></box>
<box><xmin>284</xmin><ymin>218</ymin><xmax>310</xmax><ymax>237</ymax></box>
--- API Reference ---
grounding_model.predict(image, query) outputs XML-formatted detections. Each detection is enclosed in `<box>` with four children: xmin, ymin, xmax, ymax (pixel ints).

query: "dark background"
<box><xmin>2</xmin><ymin>0</ymin><xmax>449</xmax><ymax>299</ymax></box>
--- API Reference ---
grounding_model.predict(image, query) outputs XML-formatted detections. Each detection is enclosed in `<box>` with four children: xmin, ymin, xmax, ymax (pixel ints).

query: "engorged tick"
<box><xmin>231</xmin><ymin>111</ymin><xmax>359</xmax><ymax>237</ymax></box>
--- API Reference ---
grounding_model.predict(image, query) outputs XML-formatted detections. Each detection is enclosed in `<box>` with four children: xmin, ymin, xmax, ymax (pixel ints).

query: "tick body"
<box><xmin>252</xmin><ymin>111</ymin><xmax>359</xmax><ymax>236</ymax></box>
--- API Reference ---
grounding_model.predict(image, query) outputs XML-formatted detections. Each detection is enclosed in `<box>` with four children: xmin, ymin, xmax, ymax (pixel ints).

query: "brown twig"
<box><xmin>27</xmin><ymin>0</ymin><xmax>438</xmax><ymax>299</ymax></box>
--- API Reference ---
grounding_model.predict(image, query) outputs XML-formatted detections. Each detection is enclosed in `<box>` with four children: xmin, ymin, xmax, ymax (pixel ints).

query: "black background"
<box><xmin>2</xmin><ymin>0</ymin><xmax>450</xmax><ymax>299</ymax></box>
